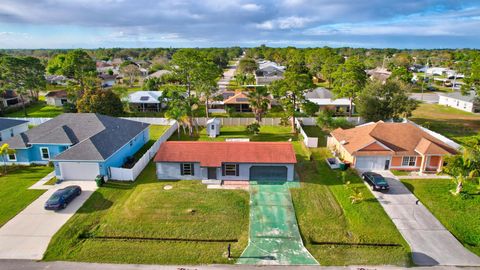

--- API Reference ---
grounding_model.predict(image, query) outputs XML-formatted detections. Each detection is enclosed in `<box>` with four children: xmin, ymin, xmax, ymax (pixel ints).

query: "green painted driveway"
<box><xmin>237</xmin><ymin>181</ymin><xmax>318</xmax><ymax>265</ymax></box>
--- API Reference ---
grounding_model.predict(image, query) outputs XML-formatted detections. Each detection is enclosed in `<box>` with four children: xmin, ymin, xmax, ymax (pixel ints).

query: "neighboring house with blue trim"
<box><xmin>2</xmin><ymin>113</ymin><xmax>150</xmax><ymax>180</ymax></box>
<box><xmin>0</xmin><ymin>118</ymin><xmax>29</xmax><ymax>143</ymax></box>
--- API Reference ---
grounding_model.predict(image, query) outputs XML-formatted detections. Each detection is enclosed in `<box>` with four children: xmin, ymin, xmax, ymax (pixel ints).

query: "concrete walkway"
<box><xmin>0</xmin><ymin>179</ymin><xmax>97</xmax><ymax>260</ymax></box>
<box><xmin>371</xmin><ymin>171</ymin><xmax>480</xmax><ymax>266</ymax></box>
<box><xmin>218</xmin><ymin>60</ymin><xmax>238</xmax><ymax>91</ymax></box>
<box><xmin>237</xmin><ymin>181</ymin><xmax>318</xmax><ymax>265</ymax></box>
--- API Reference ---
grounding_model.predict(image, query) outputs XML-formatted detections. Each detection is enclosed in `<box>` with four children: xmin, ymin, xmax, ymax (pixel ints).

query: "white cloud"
<box><xmin>241</xmin><ymin>3</ymin><xmax>261</xmax><ymax>11</ymax></box>
<box><xmin>256</xmin><ymin>16</ymin><xmax>314</xmax><ymax>30</ymax></box>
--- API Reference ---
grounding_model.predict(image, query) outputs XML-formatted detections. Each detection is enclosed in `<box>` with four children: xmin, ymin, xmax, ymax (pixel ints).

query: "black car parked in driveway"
<box><xmin>361</xmin><ymin>172</ymin><xmax>389</xmax><ymax>191</ymax></box>
<box><xmin>44</xmin><ymin>185</ymin><xmax>82</xmax><ymax>210</ymax></box>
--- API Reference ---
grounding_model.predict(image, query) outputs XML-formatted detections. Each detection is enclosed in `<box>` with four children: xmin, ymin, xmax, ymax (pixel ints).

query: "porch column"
<box><xmin>437</xmin><ymin>156</ymin><xmax>444</xmax><ymax>173</ymax></box>
<box><xmin>419</xmin><ymin>154</ymin><xmax>426</xmax><ymax>173</ymax></box>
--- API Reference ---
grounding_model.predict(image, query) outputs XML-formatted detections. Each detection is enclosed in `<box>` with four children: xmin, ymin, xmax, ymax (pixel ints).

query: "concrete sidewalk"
<box><xmin>371</xmin><ymin>171</ymin><xmax>480</xmax><ymax>266</ymax></box>
<box><xmin>0</xmin><ymin>180</ymin><xmax>97</xmax><ymax>260</ymax></box>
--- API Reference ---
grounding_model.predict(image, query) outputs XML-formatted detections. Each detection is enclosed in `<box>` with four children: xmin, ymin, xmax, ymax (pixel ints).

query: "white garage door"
<box><xmin>355</xmin><ymin>156</ymin><xmax>390</xmax><ymax>171</ymax></box>
<box><xmin>59</xmin><ymin>162</ymin><xmax>100</xmax><ymax>180</ymax></box>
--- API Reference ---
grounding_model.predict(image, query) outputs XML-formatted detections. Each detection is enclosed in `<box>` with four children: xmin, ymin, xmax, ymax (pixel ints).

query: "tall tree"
<box><xmin>321</xmin><ymin>54</ymin><xmax>344</xmax><ymax>87</ymax></box>
<box><xmin>332</xmin><ymin>58</ymin><xmax>367</xmax><ymax>116</ymax></box>
<box><xmin>47</xmin><ymin>49</ymin><xmax>96</xmax><ymax>94</ymax></box>
<box><xmin>248</xmin><ymin>86</ymin><xmax>270</xmax><ymax>122</ymax></box>
<box><xmin>120</xmin><ymin>64</ymin><xmax>140</xmax><ymax>86</ymax></box>
<box><xmin>356</xmin><ymin>80</ymin><xmax>418</xmax><ymax>122</ymax></box>
<box><xmin>169</xmin><ymin>49</ymin><xmax>219</xmax><ymax>135</ymax></box>
<box><xmin>76</xmin><ymin>88</ymin><xmax>124</xmax><ymax>116</ymax></box>
<box><xmin>270</xmin><ymin>71</ymin><xmax>314</xmax><ymax>131</ymax></box>
<box><xmin>163</xmin><ymin>89</ymin><xmax>189</xmax><ymax>138</ymax></box>
<box><xmin>237</xmin><ymin>58</ymin><xmax>258</xmax><ymax>74</ymax></box>
<box><xmin>194</xmin><ymin>61</ymin><xmax>221</xmax><ymax>118</ymax></box>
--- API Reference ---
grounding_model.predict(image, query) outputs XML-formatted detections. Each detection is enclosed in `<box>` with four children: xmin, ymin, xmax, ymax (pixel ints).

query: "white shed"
<box><xmin>206</xmin><ymin>118</ymin><xmax>221</xmax><ymax>138</ymax></box>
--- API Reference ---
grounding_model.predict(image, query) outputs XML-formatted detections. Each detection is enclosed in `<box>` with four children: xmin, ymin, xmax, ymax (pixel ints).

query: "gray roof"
<box><xmin>304</xmin><ymin>87</ymin><xmax>334</xmax><ymax>99</ymax></box>
<box><xmin>4</xmin><ymin>113</ymin><xmax>149</xmax><ymax>161</ymax></box>
<box><xmin>440</xmin><ymin>91</ymin><xmax>477</xmax><ymax>103</ymax></box>
<box><xmin>0</xmin><ymin>118</ymin><xmax>28</xmax><ymax>131</ymax></box>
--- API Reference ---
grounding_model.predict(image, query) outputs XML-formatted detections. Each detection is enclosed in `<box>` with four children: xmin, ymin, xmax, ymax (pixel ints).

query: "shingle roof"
<box><xmin>223</xmin><ymin>92</ymin><xmax>249</xmax><ymax>104</ymax></box>
<box><xmin>4</xmin><ymin>113</ymin><xmax>149</xmax><ymax>161</ymax></box>
<box><xmin>128</xmin><ymin>91</ymin><xmax>163</xmax><ymax>104</ymax></box>
<box><xmin>154</xmin><ymin>141</ymin><xmax>297</xmax><ymax>167</ymax></box>
<box><xmin>45</xmin><ymin>90</ymin><xmax>67</xmax><ymax>98</ymax></box>
<box><xmin>331</xmin><ymin>121</ymin><xmax>457</xmax><ymax>156</ymax></box>
<box><xmin>0</xmin><ymin>118</ymin><xmax>28</xmax><ymax>131</ymax></box>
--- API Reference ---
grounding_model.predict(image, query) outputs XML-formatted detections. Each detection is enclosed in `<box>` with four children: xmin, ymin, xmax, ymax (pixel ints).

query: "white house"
<box><xmin>128</xmin><ymin>91</ymin><xmax>165</xmax><ymax>112</ymax></box>
<box><xmin>45</xmin><ymin>90</ymin><xmax>70</xmax><ymax>106</ymax></box>
<box><xmin>304</xmin><ymin>87</ymin><xmax>353</xmax><ymax>114</ymax></box>
<box><xmin>438</xmin><ymin>91</ymin><xmax>479</xmax><ymax>113</ymax></box>
<box><xmin>154</xmin><ymin>141</ymin><xmax>297</xmax><ymax>181</ymax></box>
<box><xmin>426</xmin><ymin>67</ymin><xmax>448</xmax><ymax>76</ymax></box>
<box><xmin>255</xmin><ymin>60</ymin><xmax>286</xmax><ymax>85</ymax></box>
<box><xmin>98</xmin><ymin>74</ymin><xmax>118</xmax><ymax>88</ymax></box>
<box><xmin>0</xmin><ymin>118</ymin><xmax>29</xmax><ymax>142</ymax></box>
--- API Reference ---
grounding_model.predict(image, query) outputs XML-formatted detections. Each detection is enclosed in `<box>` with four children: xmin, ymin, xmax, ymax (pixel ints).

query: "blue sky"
<box><xmin>0</xmin><ymin>0</ymin><xmax>479</xmax><ymax>49</ymax></box>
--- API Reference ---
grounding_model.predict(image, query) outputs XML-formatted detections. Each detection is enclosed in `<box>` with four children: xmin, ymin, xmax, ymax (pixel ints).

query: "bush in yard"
<box><xmin>246</xmin><ymin>122</ymin><xmax>260</xmax><ymax>135</ymax></box>
<box><xmin>76</xmin><ymin>88</ymin><xmax>124</xmax><ymax>116</ymax></box>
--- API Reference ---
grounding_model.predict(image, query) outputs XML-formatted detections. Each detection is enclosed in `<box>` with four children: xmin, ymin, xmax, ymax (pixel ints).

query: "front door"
<box><xmin>384</xmin><ymin>159</ymin><xmax>390</xmax><ymax>170</ymax></box>
<box><xmin>208</xmin><ymin>167</ymin><xmax>217</xmax><ymax>179</ymax></box>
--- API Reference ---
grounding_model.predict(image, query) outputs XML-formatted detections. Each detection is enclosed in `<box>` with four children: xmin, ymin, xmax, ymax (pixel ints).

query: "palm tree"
<box><xmin>442</xmin><ymin>144</ymin><xmax>480</xmax><ymax>195</ymax></box>
<box><xmin>165</xmin><ymin>106</ymin><xmax>188</xmax><ymax>139</ymax></box>
<box><xmin>248</xmin><ymin>86</ymin><xmax>270</xmax><ymax>122</ymax></box>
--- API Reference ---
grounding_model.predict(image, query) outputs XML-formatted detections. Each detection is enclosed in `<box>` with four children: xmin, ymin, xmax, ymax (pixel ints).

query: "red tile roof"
<box><xmin>331</xmin><ymin>121</ymin><xmax>457</xmax><ymax>156</ymax></box>
<box><xmin>154</xmin><ymin>141</ymin><xmax>297</xmax><ymax>167</ymax></box>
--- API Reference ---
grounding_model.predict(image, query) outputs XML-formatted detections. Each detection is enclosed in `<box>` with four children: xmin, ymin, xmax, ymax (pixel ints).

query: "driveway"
<box><xmin>237</xmin><ymin>181</ymin><xmax>318</xmax><ymax>265</ymax></box>
<box><xmin>368</xmin><ymin>171</ymin><xmax>480</xmax><ymax>266</ymax></box>
<box><xmin>0</xmin><ymin>180</ymin><xmax>97</xmax><ymax>260</ymax></box>
<box><xmin>218</xmin><ymin>61</ymin><xmax>238</xmax><ymax>91</ymax></box>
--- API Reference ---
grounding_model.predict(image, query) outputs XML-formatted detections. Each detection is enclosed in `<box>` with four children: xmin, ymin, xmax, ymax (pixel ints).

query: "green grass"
<box><xmin>411</xmin><ymin>103</ymin><xmax>480</xmax><ymax>143</ymax></box>
<box><xmin>169</xmin><ymin>125</ymin><xmax>311</xmax><ymax>161</ymax></box>
<box><xmin>290</xmin><ymin>148</ymin><xmax>411</xmax><ymax>266</ymax></box>
<box><xmin>44</xmin><ymin>176</ymin><xmax>58</xmax><ymax>185</ymax></box>
<box><xmin>391</xmin><ymin>170</ymin><xmax>410</xmax><ymax>176</ymax></box>
<box><xmin>401</xmin><ymin>179</ymin><xmax>480</xmax><ymax>256</ymax></box>
<box><xmin>132</xmin><ymin>125</ymin><xmax>170</xmax><ymax>160</ymax></box>
<box><xmin>4</xmin><ymin>102</ymin><xmax>64</xmax><ymax>118</ymax></box>
<box><xmin>0</xmin><ymin>166</ymin><xmax>53</xmax><ymax>227</ymax></box>
<box><xmin>44</xmin><ymin>162</ymin><xmax>249</xmax><ymax>264</ymax></box>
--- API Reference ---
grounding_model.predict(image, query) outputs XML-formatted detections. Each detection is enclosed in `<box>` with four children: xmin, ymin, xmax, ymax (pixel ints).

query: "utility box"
<box><xmin>206</xmin><ymin>118</ymin><xmax>221</xmax><ymax>138</ymax></box>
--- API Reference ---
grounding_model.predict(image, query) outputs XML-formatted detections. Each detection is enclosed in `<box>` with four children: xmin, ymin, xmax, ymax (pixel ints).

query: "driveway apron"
<box><xmin>237</xmin><ymin>181</ymin><xmax>318</xmax><ymax>265</ymax></box>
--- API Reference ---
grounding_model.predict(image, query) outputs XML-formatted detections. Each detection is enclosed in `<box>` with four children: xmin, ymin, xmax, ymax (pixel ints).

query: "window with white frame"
<box><xmin>7</xmin><ymin>153</ymin><xmax>16</xmax><ymax>161</ymax></box>
<box><xmin>223</xmin><ymin>163</ymin><xmax>239</xmax><ymax>176</ymax></box>
<box><xmin>402</xmin><ymin>156</ymin><xmax>416</xmax><ymax>167</ymax></box>
<box><xmin>40</xmin><ymin>147</ymin><xmax>50</xmax><ymax>160</ymax></box>
<box><xmin>180</xmin><ymin>163</ymin><xmax>194</xmax><ymax>175</ymax></box>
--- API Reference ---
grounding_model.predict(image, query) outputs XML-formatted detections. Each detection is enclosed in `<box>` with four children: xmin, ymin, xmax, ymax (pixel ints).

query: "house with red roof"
<box><xmin>154</xmin><ymin>141</ymin><xmax>297</xmax><ymax>181</ymax></box>
<box><xmin>327</xmin><ymin>121</ymin><xmax>457</xmax><ymax>172</ymax></box>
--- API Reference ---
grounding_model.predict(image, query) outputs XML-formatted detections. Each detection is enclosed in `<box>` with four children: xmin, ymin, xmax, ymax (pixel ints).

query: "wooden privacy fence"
<box><xmin>109</xmin><ymin>123</ymin><xmax>177</xmax><ymax>181</ymax></box>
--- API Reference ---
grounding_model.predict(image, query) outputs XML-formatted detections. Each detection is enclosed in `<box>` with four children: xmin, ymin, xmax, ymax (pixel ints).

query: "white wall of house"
<box><xmin>0</xmin><ymin>123</ymin><xmax>28</xmax><ymax>142</ymax></box>
<box><xmin>438</xmin><ymin>95</ymin><xmax>475</xmax><ymax>113</ymax></box>
<box><xmin>156</xmin><ymin>162</ymin><xmax>295</xmax><ymax>181</ymax></box>
<box><xmin>46</xmin><ymin>97</ymin><xmax>68</xmax><ymax>107</ymax></box>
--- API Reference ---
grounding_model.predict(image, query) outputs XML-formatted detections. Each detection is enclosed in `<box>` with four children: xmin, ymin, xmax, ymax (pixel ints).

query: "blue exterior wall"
<box><xmin>10</xmin><ymin>144</ymin><xmax>69</xmax><ymax>164</ymax></box>
<box><xmin>102</xmin><ymin>127</ymin><xmax>149</xmax><ymax>176</ymax></box>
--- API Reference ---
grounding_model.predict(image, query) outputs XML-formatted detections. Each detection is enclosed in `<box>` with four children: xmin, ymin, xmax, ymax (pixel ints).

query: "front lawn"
<box><xmin>290</xmin><ymin>148</ymin><xmax>411</xmax><ymax>266</ymax></box>
<box><xmin>410</xmin><ymin>103</ymin><xmax>480</xmax><ymax>142</ymax></box>
<box><xmin>169</xmin><ymin>125</ymin><xmax>311</xmax><ymax>161</ymax></box>
<box><xmin>4</xmin><ymin>102</ymin><xmax>64</xmax><ymax>118</ymax></box>
<box><xmin>44</xmin><ymin>162</ymin><xmax>249</xmax><ymax>264</ymax></box>
<box><xmin>401</xmin><ymin>179</ymin><xmax>480</xmax><ymax>256</ymax></box>
<box><xmin>0</xmin><ymin>166</ymin><xmax>53</xmax><ymax>227</ymax></box>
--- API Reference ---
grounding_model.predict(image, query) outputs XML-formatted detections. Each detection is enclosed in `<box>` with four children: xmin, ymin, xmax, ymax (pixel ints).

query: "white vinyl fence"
<box><xmin>109</xmin><ymin>123</ymin><xmax>178</xmax><ymax>181</ymax></box>
<box><xmin>295</xmin><ymin>119</ymin><xmax>318</xmax><ymax>148</ymax></box>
